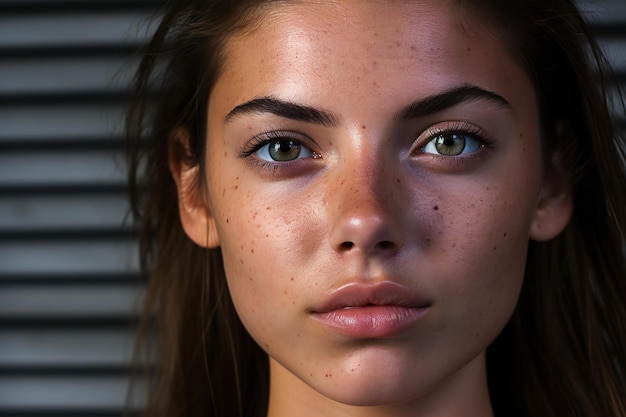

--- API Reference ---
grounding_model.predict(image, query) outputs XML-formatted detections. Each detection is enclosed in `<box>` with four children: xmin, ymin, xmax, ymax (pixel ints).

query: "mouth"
<box><xmin>310</xmin><ymin>281</ymin><xmax>431</xmax><ymax>339</ymax></box>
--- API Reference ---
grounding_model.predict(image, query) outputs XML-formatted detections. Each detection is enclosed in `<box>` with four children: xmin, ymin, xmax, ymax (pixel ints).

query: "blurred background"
<box><xmin>0</xmin><ymin>0</ymin><xmax>624</xmax><ymax>416</ymax></box>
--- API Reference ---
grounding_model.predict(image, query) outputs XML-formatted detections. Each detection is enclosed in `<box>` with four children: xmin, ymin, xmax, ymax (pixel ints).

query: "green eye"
<box><xmin>422</xmin><ymin>133</ymin><xmax>482</xmax><ymax>156</ymax></box>
<box><xmin>264</xmin><ymin>140</ymin><xmax>305</xmax><ymax>161</ymax></box>
<box><xmin>254</xmin><ymin>140</ymin><xmax>313</xmax><ymax>162</ymax></box>
<box><xmin>246</xmin><ymin>132</ymin><xmax>316</xmax><ymax>163</ymax></box>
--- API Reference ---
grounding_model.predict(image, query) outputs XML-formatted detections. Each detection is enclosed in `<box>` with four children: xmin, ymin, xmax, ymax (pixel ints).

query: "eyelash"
<box><xmin>239</xmin><ymin>122</ymin><xmax>495</xmax><ymax>174</ymax></box>
<box><xmin>413</xmin><ymin>121</ymin><xmax>496</xmax><ymax>160</ymax></box>
<box><xmin>239</xmin><ymin>130</ymin><xmax>319</xmax><ymax>174</ymax></box>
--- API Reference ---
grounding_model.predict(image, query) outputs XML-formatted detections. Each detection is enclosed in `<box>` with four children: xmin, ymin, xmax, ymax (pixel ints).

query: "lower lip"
<box><xmin>312</xmin><ymin>305</ymin><xmax>429</xmax><ymax>339</ymax></box>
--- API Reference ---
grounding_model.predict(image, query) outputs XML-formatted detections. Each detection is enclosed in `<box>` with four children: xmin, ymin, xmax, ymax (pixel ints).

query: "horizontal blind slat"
<box><xmin>0</xmin><ymin>105</ymin><xmax>125</xmax><ymax>140</ymax></box>
<box><xmin>0</xmin><ymin>195</ymin><xmax>130</xmax><ymax>230</ymax></box>
<box><xmin>0</xmin><ymin>329</ymin><xmax>136</xmax><ymax>366</ymax></box>
<box><xmin>0</xmin><ymin>12</ymin><xmax>153</xmax><ymax>49</ymax></box>
<box><xmin>0</xmin><ymin>57</ymin><xmax>139</xmax><ymax>95</ymax></box>
<box><xmin>0</xmin><ymin>240</ymin><xmax>139</xmax><ymax>274</ymax></box>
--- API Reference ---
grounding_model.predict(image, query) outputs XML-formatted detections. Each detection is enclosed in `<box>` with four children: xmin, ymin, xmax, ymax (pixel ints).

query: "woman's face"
<box><xmin>176</xmin><ymin>0</ymin><xmax>571</xmax><ymax>414</ymax></box>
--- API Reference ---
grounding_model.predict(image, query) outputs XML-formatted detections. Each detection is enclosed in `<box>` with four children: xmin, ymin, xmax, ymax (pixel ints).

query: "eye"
<box><xmin>421</xmin><ymin>132</ymin><xmax>484</xmax><ymax>156</ymax></box>
<box><xmin>255</xmin><ymin>139</ymin><xmax>314</xmax><ymax>162</ymax></box>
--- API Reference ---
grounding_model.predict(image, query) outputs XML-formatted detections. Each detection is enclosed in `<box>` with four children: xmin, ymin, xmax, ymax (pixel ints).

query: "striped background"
<box><xmin>0</xmin><ymin>1</ymin><xmax>624</xmax><ymax>416</ymax></box>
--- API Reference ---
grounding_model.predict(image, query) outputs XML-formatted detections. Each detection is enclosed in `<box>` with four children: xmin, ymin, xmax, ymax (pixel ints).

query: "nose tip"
<box><xmin>327</xmin><ymin>145</ymin><xmax>406</xmax><ymax>257</ymax></box>
<box><xmin>330</xmin><ymin>211</ymin><xmax>405</xmax><ymax>256</ymax></box>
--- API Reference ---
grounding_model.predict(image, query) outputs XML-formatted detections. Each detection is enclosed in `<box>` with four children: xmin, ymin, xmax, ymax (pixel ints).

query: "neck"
<box><xmin>266</xmin><ymin>353</ymin><xmax>494</xmax><ymax>417</ymax></box>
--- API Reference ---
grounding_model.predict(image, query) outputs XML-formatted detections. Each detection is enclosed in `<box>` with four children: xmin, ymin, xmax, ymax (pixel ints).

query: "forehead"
<box><xmin>213</xmin><ymin>0</ymin><xmax>531</xmax><ymax>119</ymax></box>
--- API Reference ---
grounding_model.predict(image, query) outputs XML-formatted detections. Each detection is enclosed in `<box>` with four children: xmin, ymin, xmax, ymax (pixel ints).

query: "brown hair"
<box><xmin>126</xmin><ymin>1</ymin><xmax>626</xmax><ymax>416</ymax></box>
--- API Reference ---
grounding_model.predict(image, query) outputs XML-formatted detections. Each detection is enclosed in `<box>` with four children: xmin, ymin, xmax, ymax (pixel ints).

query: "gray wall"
<box><xmin>0</xmin><ymin>1</ymin><xmax>624</xmax><ymax>415</ymax></box>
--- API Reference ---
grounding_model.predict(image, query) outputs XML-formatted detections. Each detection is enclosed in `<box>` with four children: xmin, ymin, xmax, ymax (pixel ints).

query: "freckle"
<box><xmin>224</xmin><ymin>151</ymin><xmax>227</xmax><ymax>157</ymax></box>
<box><xmin>452</xmin><ymin>243</ymin><xmax>456</xmax><ymax>248</ymax></box>
<box><xmin>251</xmin><ymin>249</ymin><xmax>254</xmax><ymax>253</ymax></box>
<box><xmin>222</xmin><ymin>188</ymin><xmax>225</xmax><ymax>196</ymax></box>
<box><xmin>493</xmin><ymin>246</ymin><xmax>497</xmax><ymax>251</ymax></box>
<box><xmin>226</xmin><ymin>218</ymin><xmax>229</xmax><ymax>223</ymax></box>
<box><xmin>361</xmin><ymin>125</ymin><xmax>367</xmax><ymax>130</ymax></box>
<box><xmin>466</xmin><ymin>47</ymin><xmax>471</xmax><ymax>52</ymax></box>
<box><xmin>411</xmin><ymin>45</ymin><xmax>417</xmax><ymax>51</ymax></box>
<box><xmin>240</xmin><ymin>259</ymin><xmax>244</xmax><ymax>264</ymax></box>
<box><xmin>265</xmin><ymin>234</ymin><xmax>269</xmax><ymax>237</ymax></box>
<box><xmin>503</xmin><ymin>232</ymin><xmax>507</xmax><ymax>237</ymax></box>
<box><xmin>234</xmin><ymin>185</ymin><xmax>238</xmax><ymax>190</ymax></box>
<box><xmin>290</xmin><ymin>277</ymin><xmax>294</xmax><ymax>281</ymax></box>
<box><xmin>264</xmin><ymin>343</ymin><xmax>269</xmax><ymax>348</ymax></box>
<box><xmin>433</xmin><ymin>205</ymin><xmax>439</xmax><ymax>211</ymax></box>
<box><xmin>485</xmin><ymin>186</ymin><xmax>490</xmax><ymax>190</ymax></box>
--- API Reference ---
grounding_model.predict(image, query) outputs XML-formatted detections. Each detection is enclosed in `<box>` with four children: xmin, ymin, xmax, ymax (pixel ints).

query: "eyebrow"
<box><xmin>395</xmin><ymin>85</ymin><xmax>511</xmax><ymax>120</ymax></box>
<box><xmin>224</xmin><ymin>85</ymin><xmax>510</xmax><ymax>127</ymax></box>
<box><xmin>225</xmin><ymin>97</ymin><xmax>340</xmax><ymax>127</ymax></box>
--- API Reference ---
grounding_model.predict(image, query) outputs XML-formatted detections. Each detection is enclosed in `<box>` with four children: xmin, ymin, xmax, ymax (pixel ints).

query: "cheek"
<box><xmin>210</xmin><ymin>183</ymin><xmax>316</xmax><ymax>343</ymax></box>
<box><xmin>428</xmin><ymin>175</ymin><xmax>538</xmax><ymax>335</ymax></box>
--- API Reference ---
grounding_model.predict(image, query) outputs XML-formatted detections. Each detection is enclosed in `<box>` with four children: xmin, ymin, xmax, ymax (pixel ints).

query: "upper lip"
<box><xmin>311</xmin><ymin>281</ymin><xmax>431</xmax><ymax>314</ymax></box>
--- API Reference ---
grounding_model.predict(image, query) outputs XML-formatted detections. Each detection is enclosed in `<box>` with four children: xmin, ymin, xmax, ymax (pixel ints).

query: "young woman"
<box><xmin>126</xmin><ymin>1</ymin><xmax>626</xmax><ymax>416</ymax></box>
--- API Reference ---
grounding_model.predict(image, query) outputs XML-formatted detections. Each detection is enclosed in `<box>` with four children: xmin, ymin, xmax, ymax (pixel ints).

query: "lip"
<box><xmin>310</xmin><ymin>281</ymin><xmax>431</xmax><ymax>339</ymax></box>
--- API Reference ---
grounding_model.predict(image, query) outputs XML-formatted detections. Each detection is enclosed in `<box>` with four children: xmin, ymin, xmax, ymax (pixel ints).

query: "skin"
<box><xmin>171</xmin><ymin>1</ymin><xmax>572</xmax><ymax>416</ymax></box>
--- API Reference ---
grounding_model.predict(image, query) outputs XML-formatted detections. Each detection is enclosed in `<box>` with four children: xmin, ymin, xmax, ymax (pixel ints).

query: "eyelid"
<box><xmin>239</xmin><ymin>130</ymin><xmax>317</xmax><ymax>158</ymax></box>
<box><xmin>411</xmin><ymin>121</ymin><xmax>495</xmax><ymax>156</ymax></box>
<box><xmin>238</xmin><ymin>129</ymin><xmax>322</xmax><ymax>178</ymax></box>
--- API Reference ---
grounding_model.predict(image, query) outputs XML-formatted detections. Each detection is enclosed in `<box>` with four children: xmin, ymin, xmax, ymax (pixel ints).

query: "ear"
<box><xmin>168</xmin><ymin>128</ymin><xmax>220</xmax><ymax>248</ymax></box>
<box><xmin>529</xmin><ymin>140</ymin><xmax>574</xmax><ymax>242</ymax></box>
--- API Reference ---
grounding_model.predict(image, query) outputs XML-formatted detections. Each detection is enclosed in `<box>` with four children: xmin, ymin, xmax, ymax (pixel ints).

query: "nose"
<box><xmin>328</xmin><ymin>155</ymin><xmax>406</xmax><ymax>257</ymax></box>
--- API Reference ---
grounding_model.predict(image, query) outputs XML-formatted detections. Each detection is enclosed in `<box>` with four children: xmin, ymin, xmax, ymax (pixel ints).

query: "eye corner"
<box><xmin>238</xmin><ymin>129</ymin><xmax>323</xmax><ymax>177</ymax></box>
<box><xmin>414</xmin><ymin>121</ymin><xmax>492</xmax><ymax>158</ymax></box>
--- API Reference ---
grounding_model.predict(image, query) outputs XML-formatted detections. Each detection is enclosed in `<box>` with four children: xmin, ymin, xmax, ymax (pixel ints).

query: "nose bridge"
<box><xmin>328</xmin><ymin>140</ymin><xmax>405</xmax><ymax>255</ymax></box>
<box><xmin>338</xmin><ymin>150</ymin><xmax>392</xmax><ymax>214</ymax></box>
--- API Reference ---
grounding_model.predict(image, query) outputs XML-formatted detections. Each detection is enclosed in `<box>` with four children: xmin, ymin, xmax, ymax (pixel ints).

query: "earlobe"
<box><xmin>168</xmin><ymin>128</ymin><xmax>220</xmax><ymax>248</ymax></box>
<box><xmin>529</xmin><ymin>150</ymin><xmax>574</xmax><ymax>242</ymax></box>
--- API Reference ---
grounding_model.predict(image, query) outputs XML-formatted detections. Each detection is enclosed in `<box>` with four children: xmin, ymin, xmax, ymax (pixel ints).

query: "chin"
<box><xmin>309</xmin><ymin>370</ymin><xmax>427</xmax><ymax>408</ymax></box>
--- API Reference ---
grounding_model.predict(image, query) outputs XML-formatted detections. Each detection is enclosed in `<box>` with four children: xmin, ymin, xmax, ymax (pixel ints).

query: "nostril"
<box><xmin>339</xmin><ymin>241</ymin><xmax>355</xmax><ymax>251</ymax></box>
<box><xmin>337</xmin><ymin>240</ymin><xmax>396</xmax><ymax>252</ymax></box>
<box><xmin>378</xmin><ymin>241</ymin><xmax>395</xmax><ymax>250</ymax></box>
